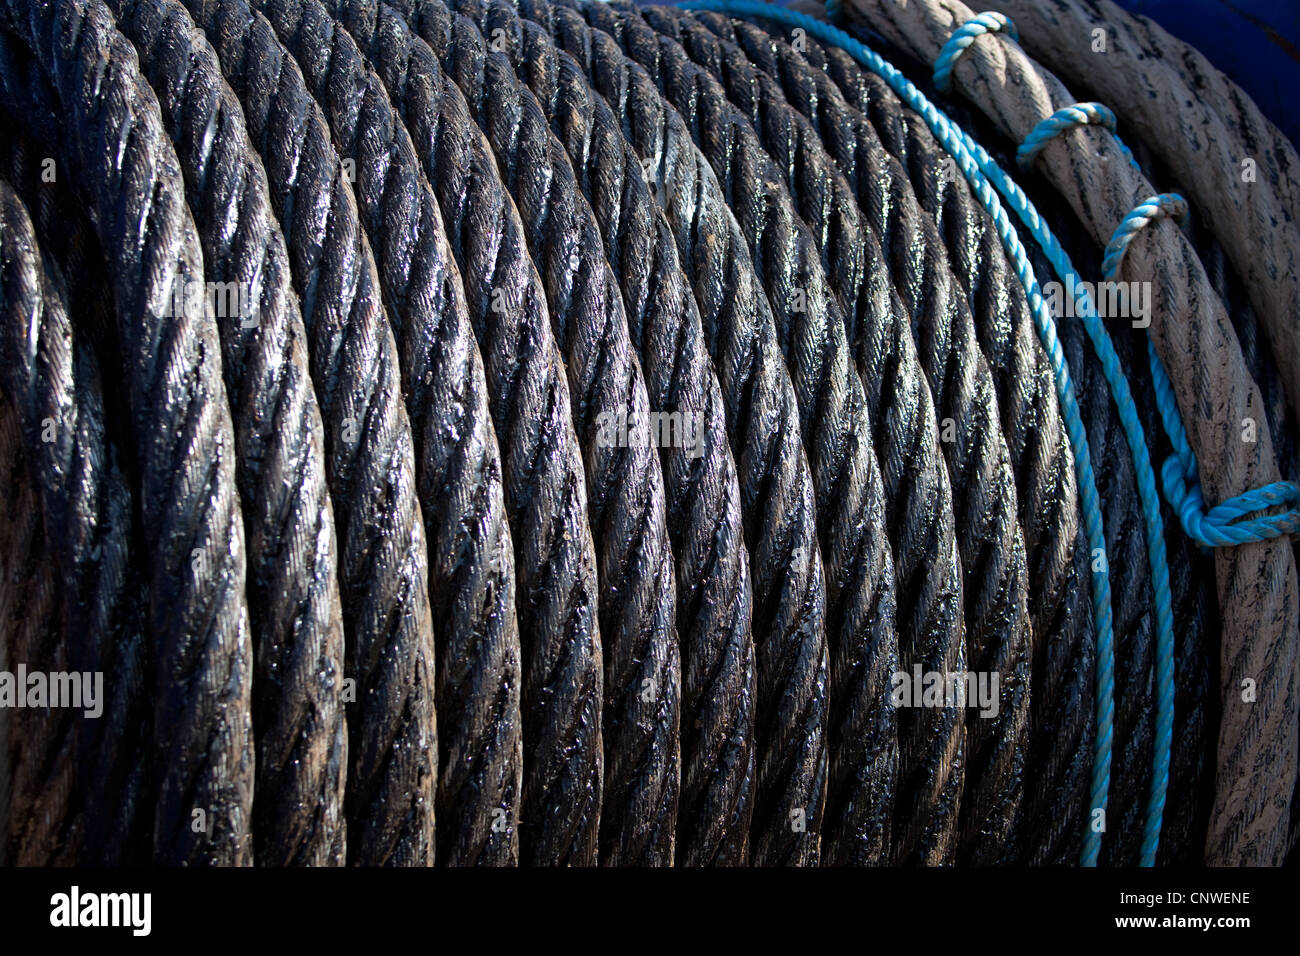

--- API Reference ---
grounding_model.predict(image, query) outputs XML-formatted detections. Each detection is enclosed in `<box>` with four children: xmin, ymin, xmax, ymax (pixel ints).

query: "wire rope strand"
<box><xmin>252</xmin><ymin>0</ymin><xmax>523</xmax><ymax>868</ymax></box>
<box><xmin>325</xmin><ymin>0</ymin><xmax>607</xmax><ymax>867</ymax></box>
<box><xmin>451</xmin><ymin>0</ymin><xmax>759</xmax><ymax>866</ymax></box>
<box><xmin>507</xmin><ymin>0</ymin><xmax>834</xmax><ymax>866</ymax></box>
<box><xmin>399</xmin><ymin>0</ymin><xmax>682</xmax><ymax>866</ymax></box>
<box><xmin>103</xmin><ymin>0</ymin><xmax>349</xmax><ymax>866</ymax></box>
<box><xmin>1</xmin><ymin>0</ymin><xmax>257</xmax><ymax>865</ymax></box>
<box><xmin>180</xmin><ymin>0</ymin><xmax>438</xmax><ymax>866</ymax></box>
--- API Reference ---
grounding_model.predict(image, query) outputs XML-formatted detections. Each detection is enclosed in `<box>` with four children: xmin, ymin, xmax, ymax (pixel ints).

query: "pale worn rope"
<box><xmin>450</xmin><ymin>0</ymin><xmax>759</xmax><ymax>866</ymax></box>
<box><xmin>1</xmin><ymin>0</ymin><xmax>257</xmax><ymax>865</ymax></box>
<box><xmin>322</xmin><ymin>0</ymin><xmax>606</xmax><ymax>867</ymax></box>
<box><xmin>399</xmin><ymin>0</ymin><xmax>683</xmax><ymax>867</ymax></box>
<box><xmin>505</xmin><ymin>0</ymin><xmax>835</xmax><ymax>866</ymax></box>
<box><xmin>251</xmin><ymin>0</ymin><xmax>524</xmax><ymax>869</ymax></box>
<box><xmin>0</xmin><ymin>128</ymin><xmax>151</xmax><ymax>867</ymax></box>
<box><xmin>989</xmin><ymin>0</ymin><xmax>1300</xmax><ymax>426</ymax></box>
<box><xmin>908</xmin><ymin>87</ymin><xmax>1218</xmax><ymax>863</ymax></box>
<box><xmin>103</xmin><ymin>0</ymin><xmax>349</xmax><ymax>866</ymax></box>
<box><xmin>846</xmin><ymin>0</ymin><xmax>1300</xmax><ymax>866</ymax></box>
<box><xmin>180</xmin><ymin>0</ymin><xmax>438</xmax><ymax>866</ymax></box>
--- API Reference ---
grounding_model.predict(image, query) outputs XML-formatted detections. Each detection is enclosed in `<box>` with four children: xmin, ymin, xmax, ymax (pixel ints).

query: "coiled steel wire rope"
<box><xmin>1</xmin><ymin>0</ymin><xmax>1291</xmax><ymax>867</ymax></box>
<box><xmin>93</xmin><ymin>0</ymin><xmax>351</xmax><ymax>867</ymax></box>
<box><xmin>2</xmin><ymin>0</ymin><xmax>257</xmax><ymax>865</ymax></box>
<box><xmin>444</xmin><ymin>0</ymin><xmax>836</xmax><ymax>865</ymax></box>
<box><xmin>125</xmin><ymin>0</ymin><xmax>438</xmax><ymax>865</ymax></box>
<box><xmin>639</xmin><ymin>4</ymin><xmax>1038</xmax><ymax>864</ymax></box>
<box><xmin>206</xmin><ymin>0</ymin><xmax>524</xmax><ymax>867</ymax></box>
<box><xmin>305</xmin><ymin>0</ymin><xmax>606</xmax><ymax>867</ymax></box>
<box><xmin>394</xmin><ymin>0</ymin><xmax>686</xmax><ymax>866</ymax></box>
<box><xmin>0</xmin><ymin>123</ymin><xmax>150</xmax><ymax>868</ymax></box>
<box><xmin>398</xmin><ymin>0</ymin><xmax>760</xmax><ymax>865</ymax></box>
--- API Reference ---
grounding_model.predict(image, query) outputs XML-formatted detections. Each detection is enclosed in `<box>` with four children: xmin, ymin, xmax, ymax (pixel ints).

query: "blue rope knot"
<box><xmin>1101</xmin><ymin>193</ymin><xmax>1189</xmax><ymax>279</ymax></box>
<box><xmin>1164</xmin><ymin>458</ymin><xmax>1300</xmax><ymax>546</ymax></box>
<box><xmin>933</xmin><ymin>12</ymin><xmax>1019</xmax><ymax>93</ymax></box>
<box><xmin>1149</xmin><ymin>339</ymin><xmax>1300</xmax><ymax>547</ymax></box>
<box><xmin>1102</xmin><ymin>194</ymin><xmax>1299</xmax><ymax>545</ymax></box>
<box><xmin>1018</xmin><ymin>102</ymin><xmax>1135</xmax><ymax>170</ymax></box>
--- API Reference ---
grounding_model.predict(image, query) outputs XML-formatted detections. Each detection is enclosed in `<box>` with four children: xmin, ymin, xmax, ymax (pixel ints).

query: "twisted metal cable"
<box><xmin>0</xmin><ymin>183</ymin><xmax>82</xmax><ymax>865</ymax></box>
<box><xmin>1</xmin><ymin>0</ymin><xmax>256</xmax><ymax>865</ymax></box>
<box><xmin>648</xmin><ymin>4</ymin><xmax>1034</xmax><ymax>864</ymax></box>
<box><xmin>0</xmin><ymin>130</ymin><xmax>151</xmax><ymax>867</ymax></box>
<box><xmin>251</xmin><ymin>0</ymin><xmax>523</xmax><ymax>869</ymax></box>
<box><xmin>452</xmin><ymin>0</ymin><xmax>759</xmax><ymax>865</ymax></box>
<box><xmin>573</xmin><ymin>0</ymin><xmax>917</xmax><ymax>866</ymax></box>
<box><xmin>902</xmin><ymin>110</ymin><xmax>1105</xmax><ymax>865</ymax></box>
<box><xmin>180</xmin><ymin>0</ymin><xmax>437</xmax><ymax>866</ymax></box>
<box><xmin>0</xmin><ymin>361</ymin><xmax>64</xmax><ymax>865</ymax></box>
<box><xmin>911</xmin><ymin>61</ymin><xmax>1217</xmax><ymax>865</ymax></box>
<box><xmin>662</xmin><ymin>7</ymin><xmax>973</xmax><ymax>865</ymax></box>
<box><xmin>398</xmin><ymin>0</ymin><xmax>682</xmax><ymax>867</ymax></box>
<box><xmin>324</xmin><ymin>0</ymin><xmax>605</xmax><ymax>867</ymax></box>
<box><xmin>743</xmin><ymin>21</ymin><xmax>1092</xmax><ymax>865</ymax></box>
<box><xmin>507</xmin><ymin>0</ymin><xmax>833</xmax><ymax>866</ymax></box>
<box><xmin>102</xmin><ymin>0</ymin><xmax>350</xmax><ymax>867</ymax></box>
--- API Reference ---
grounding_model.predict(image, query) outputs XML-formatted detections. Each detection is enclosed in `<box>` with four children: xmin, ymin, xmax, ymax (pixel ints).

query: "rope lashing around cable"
<box><xmin>1016</xmin><ymin>103</ymin><xmax>1132</xmax><ymax>171</ymax></box>
<box><xmin>820</xmin><ymin>0</ymin><xmax>1293</xmax><ymax>862</ymax></box>
<box><xmin>1102</xmin><ymin>192</ymin><xmax>1300</xmax><ymax>548</ymax></box>
<box><xmin>932</xmin><ymin>11</ymin><xmax>1017</xmax><ymax>93</ymax></box>
<box><xmin>0</xmin><ymin>0</ymin><xmax>1293</xmax><ymax>867</ymax></box>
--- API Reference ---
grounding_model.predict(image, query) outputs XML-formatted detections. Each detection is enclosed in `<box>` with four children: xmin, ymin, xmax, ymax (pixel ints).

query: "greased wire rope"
<box><xmin>1</xmin><ymin>0</ymin><xmax>1294</xmax><ymax>866</ymax></box>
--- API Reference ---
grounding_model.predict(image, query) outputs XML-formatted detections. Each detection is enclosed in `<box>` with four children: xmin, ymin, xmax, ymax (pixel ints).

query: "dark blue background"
<box><xmin>1113</xmin><ymin>0</ymin><xmax>1300</xmax><ymax>148</ymax></box>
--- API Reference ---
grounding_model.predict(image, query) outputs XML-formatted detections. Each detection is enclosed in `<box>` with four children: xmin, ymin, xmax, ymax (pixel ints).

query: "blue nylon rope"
<box><xmin>1102</xmin><ymin>193</ymin><xmax>1300</xmax><ymax>548</ymax></box>
<box><xmin>675</xmin><ymin>0</ymin><xmax>1121</xmax><ymax>864</ymax></box>
<box><xmin>931</xmin><ymin>12</ymin><xmax>1018</xmax><ymax>93</ymax></box>
<box><xmin>1017</xmin><ymin>102</ymin><xmax>1131</xmax><ymax>171</ymax></box>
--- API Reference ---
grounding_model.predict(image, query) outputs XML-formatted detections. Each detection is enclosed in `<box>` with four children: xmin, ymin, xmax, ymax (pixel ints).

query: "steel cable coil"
<box><xmin>1</xmin><ymin>0</ymin><xmax>1293</xmax><ymax>867</ymax></box>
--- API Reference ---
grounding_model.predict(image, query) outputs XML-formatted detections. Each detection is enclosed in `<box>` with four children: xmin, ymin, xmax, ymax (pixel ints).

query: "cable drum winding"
<box><xmin>394</xmin><ymin>0</ymin><xmax>684</xmax><ymax>866</ymax></box>
<box><xmin>97</xmin><ymin>0</ymin><xmax>350</xmax><ymax>867</ymax></box>
<box><xmin>442</xmin><ymin>0</ymin><xmax>759</xmax><ymax>866</ymax></box>
<box><xmin>176</xmin><ymin>0</ymin><xmax>439</xmax><ymax>866</ymax></box>
<box><xmin>0</xmin><ymin>0</ymin><xmax>1293</xmax><ymax>868</ymax></box>
<box><xmin>648</xmin><ymin>5</ymin><xmax>1037</xmax><ymax>863</ymax></box>
<box><xmin>320</xmin><ymin>0</ymin><xmax>606</xmax><ymax>867</ymax></box>
<box><xmin>491</xmin><ymin>0</ymin><xmax>836</xmax><ymax>864</ymax></box>
<box><xmin>0</xmin><ymin>122</ymin><xmax>151</xmax><ymax>868</ymax></box>
<box><xmin>2</xmin><ymin>0</ymin><xmax>256</xmax><ymax>866</ymax></box>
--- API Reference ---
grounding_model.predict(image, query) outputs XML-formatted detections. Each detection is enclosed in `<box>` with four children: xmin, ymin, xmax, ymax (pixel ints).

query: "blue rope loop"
<box><xmin>680</xmin><ymin>0</ymin><xmax>1121</xmax><ymax>865</ymax></box>
<box><xmin>1017</xmin><ymin>102</ymin><xmax>1133</xmax><ymax>170</ymax></box>
<box><xmin>1102</xmin><ymin>195</ymin><xmax>1300</xmax><ymax>548</ymax></box>
<box><xmin>1100</xmin><ymin>193</ymin><xmax>1189</xmax><ymax>279</ymax></box>
<box><xmin>932</xmin><ymin>12</ymin><xmax>1019</xmax><ymax>93</ymax></box>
